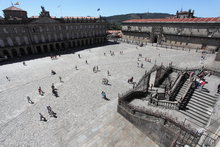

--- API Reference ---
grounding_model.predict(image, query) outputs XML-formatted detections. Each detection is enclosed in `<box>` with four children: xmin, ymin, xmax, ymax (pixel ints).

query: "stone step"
<box><xmin>187</xmin><ymin>103</ymin><xmax>213</xmax><ymax>113</ymax></box>
<box><xmin>192</xmin><ymin>92</ymin><xmax>216</xmax><ymax>103</ymax></box>
<box><xmin>180</xmin><ymin>87</ymin><xmax>188</xmax><ymax>91</ymax></box>
<box><xmin>186</xmin><ymin>105</ymin><xmax>211</xmax><ymax>119</ymax></box>
<box><xmin>184</xmin><ymin>109</ymin><xmax>209</xmax><ymax>122</ymax></box>
<box><xmin>180</xmin><ymin>87</ymin><xmax>187</xmax><ymax>91</ymax></box>
<box><xmin>192</xmin><ymin>94</ymin><xmax>216</xmax><ymax>105</ymax></box>
<box><xmin>181</xmin><ymin>86</ymin><xmax>188</xmax><ymax>89</ymax></box>
<box><xmin>194</xmin><ymin>90</ymin><xmax>218</xmax><ymax>100</ymax></box>
<box><xmin>189</xmin><ymin>97</ymin><xmax>214</xmax><ymax>108</ymax></box>
<box><xmin>176</xmin><ymin>96</ymin><xmax>182</xmax><ymax>101</ymax></box>
<box><xmin>177</xmin><ymin>92</ymin><xmax>184</xmax><ymax>96</ymax></box>
<box><xmin>180</xmin><ymin>110</ymin><xmax>208</xmax><ymax>126</ymax></box>
<box><xmin>176</xmin><ymin>93</ymin><xmax>184</xmax><ymax>99</ymax></box>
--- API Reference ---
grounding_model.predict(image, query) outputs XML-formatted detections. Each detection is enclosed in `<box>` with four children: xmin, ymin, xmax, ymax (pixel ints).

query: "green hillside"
<box><xmin>104</xmin><ymin>12</ymin><xmax>174</xmax><ymax>24</ymax></box>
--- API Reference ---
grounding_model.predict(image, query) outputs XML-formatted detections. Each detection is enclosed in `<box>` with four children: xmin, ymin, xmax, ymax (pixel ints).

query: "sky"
<box><xmin>0</xmin><ymin>0</ymin><xmax>219</xmax><ymax>18</ymax></box>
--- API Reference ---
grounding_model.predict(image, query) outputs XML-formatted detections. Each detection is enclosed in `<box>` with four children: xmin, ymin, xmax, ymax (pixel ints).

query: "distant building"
<box><xmin>0</xmin><ymin>6</ymin><xmax>107</xmax><ymax>59</ymax></box>
<box><xmin>3</xmin><ymin>6</ymin><xmax>28</xmax><ymax>20</ymax></box>
<box><xmin>121</xmin><ymin>10</ymin><xmax>220</xmax><ymax>61</ymax></box>
<box><xmin>107</xmin><ymin>30</ymin><xmax>122</xmax><ymax>38</ymax></box>
<box><xmin>176</xmin><ymin>9</ymin><xmax>194</xmax><ymax>18</ymax></box>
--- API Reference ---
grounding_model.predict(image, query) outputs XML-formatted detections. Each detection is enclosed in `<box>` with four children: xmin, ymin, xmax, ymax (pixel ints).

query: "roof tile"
<box><xmin>123</xmin><ymin>17</ymin><xmax>220</xmax><ymax>23</ymax></box>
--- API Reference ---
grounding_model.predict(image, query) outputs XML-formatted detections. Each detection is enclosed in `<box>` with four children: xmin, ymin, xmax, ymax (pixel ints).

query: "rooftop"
<box><xmin>3</xmin><ymin>6</ymin><xmax>26</xmax><ymax>12</ymax></box>
<box><xmin>123</xmin><ymin>17</ymin><xmax>220</xmax><ymax>23</ymax></box>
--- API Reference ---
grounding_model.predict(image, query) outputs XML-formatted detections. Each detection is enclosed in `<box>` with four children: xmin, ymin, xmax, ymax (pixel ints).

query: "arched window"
<box><xmin>66</xmin><ymin>33</ymin><xmax>69</xmax><ymax>39</ymax></box>
<box><xmin>54</xmin><ymin>34</ymin><xmax>58</xmax><ymax>41</ymax></box>
<box><xmin>7</xmin><ymin>37</ymin><xmax>14</xmax><ymax>46</ymax></box>
<box><xmin>41</xmin><ymin>35</ymin><xmax>45</xmax><ymax>42</ymax></box>
<box><xmin>15</xmin><ymin>36</ymin><xmax>21</xmax><ymax>45</ymax></box>
<box><xmin>48</xmin><ymin>34</ymin><xmax>51</xmax><ymax>41</ymax></box>
<box><xmin>0</xmin><ymin>39</ymin><xmax>5</xmax><ymax>47</ymax></box>
<box><xmin>3</xmin><ymin>28</ymin><xmax>8</xmax><ymax>33</ymax></box>
<box><xmin>39</xmin><ymin>26</ymin><xmax>43</xmax><ymax>32</ymax></box>
<box><xmin>60</xmin><ymin>33</ymin><xmax>63</xmax><ymax>40</ymax></box>
<box><xmin>34</xmin><ymin>35</ymin><xmax>39</xmax><ymax>43</ymax></box>
<box><xmin>24</xmin><ymin>36</ymin><xmax>29</xmax><ymax>44</ymax></box>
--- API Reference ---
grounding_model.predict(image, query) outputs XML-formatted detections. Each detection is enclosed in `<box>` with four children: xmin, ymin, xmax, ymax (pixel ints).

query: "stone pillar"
<box><xmin>215</xmin><ymin>50</ymin><xmax>220</xmax><ymax>61</ymax></box>
<box><xmin>32</xmin><ymin>46</ymin><xmax>38</xmax><ymax>54</ymax></box>
<box><xmin>16</xmin><ymin>48</ymin><xmax>21</xmax><ymax>56</ymax></box>
<box><xmin>40</xmin><ymin>45</ymin><xmax>44</xmax><ymax>53</ymax></box>
<box><xmin>79</xmin><ymin>40</ymin><xmax>82</xmax><ymax>46</ymax></box>
<box><xmin>75</xmin><ymin>40</ymin><xmax>78</xmax><ymax>47</ymax></box>
<box><xmin>0</xmin><ymin>50</ymin><xmax>3</xmax><ymax>57</ymax></box>
<box><xmin>23</xmin><ymin>48</ymin><xmax>28</xmax><ymax>55</ymax></box>
<box><xmin>47</xmin><ymin>44</ymin><xmax>51</xmax><ymax>52</ymax></box>
<box><xmin>8</xmin><ymin>50</ymin><xmax>13</xmax><ymax>58</ymax></box>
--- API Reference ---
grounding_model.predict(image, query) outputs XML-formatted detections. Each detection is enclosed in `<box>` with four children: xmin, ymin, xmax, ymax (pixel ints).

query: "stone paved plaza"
<box><xmin>0</xmin><ymin>42</ymin><xmax>218</xmax><ymax>146</ymax></box>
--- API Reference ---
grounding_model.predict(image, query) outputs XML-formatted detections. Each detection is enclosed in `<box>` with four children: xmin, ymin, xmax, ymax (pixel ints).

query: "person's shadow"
<box><xmin>103</xmin><ymin>97</ymin><xmax>110</xmax><ymax>101</ymax></box>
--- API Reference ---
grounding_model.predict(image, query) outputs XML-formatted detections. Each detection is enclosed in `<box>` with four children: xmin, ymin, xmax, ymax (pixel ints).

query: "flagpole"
<box><xmin>10</xmin><ymin>1</ymin><xmax>13</xmax><ymax>6</ymax></box>
<box><xmin>57</xmin><ymin>5</ymin><xmax>62</xmax><ymax>18</ymax></box>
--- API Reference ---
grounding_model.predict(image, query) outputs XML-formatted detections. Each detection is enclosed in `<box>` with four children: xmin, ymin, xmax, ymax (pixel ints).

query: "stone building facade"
<box><xmin>0</xmin><ymin>6</ymin><xmax>107</xmax><ymax>59</ymax></box>
<box><xmin>121</xmin><ymin>10</ymin><xmax>220</xmax><ymax>61</ymax></box>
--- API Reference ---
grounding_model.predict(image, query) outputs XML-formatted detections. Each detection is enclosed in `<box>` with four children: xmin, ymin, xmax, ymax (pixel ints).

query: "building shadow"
<box><xmin>0</xmin><ymin>41</ymin><xmax>118</xmax><ymax>66</ymax></box>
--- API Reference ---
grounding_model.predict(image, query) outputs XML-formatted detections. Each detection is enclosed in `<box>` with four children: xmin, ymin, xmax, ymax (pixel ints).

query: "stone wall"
<box><xmin>121</xmin><ymin>22</ymin><xmax>220</xmax><ymax>53</ymax></box>
<box><xmin>117</xmin><ymin>103</ymin><xmax>200</xmax><ymax>147</ymax></box>
<box><xmin>0</xmin><ymin>17</ymin><xmax>107</xmax><ymax>59</ymax></box>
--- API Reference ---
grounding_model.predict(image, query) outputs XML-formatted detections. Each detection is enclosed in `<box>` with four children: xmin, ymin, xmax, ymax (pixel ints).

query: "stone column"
<box><xmin>16</xmin><ymin>48</ymin><xmax>21</xmax><ymax>56</ymax></box>
<box><xmin>8</xmin><ymin>49</ymin><xmax>13</xmax><ymax>58</ymax></box>
<box><xmin>0</xmin><ymin>50</ymin><xmax>3</xmax><ymax>57</ymax></box>
<box><xmin>47</xmin><ymin>44</ymin><xmax>51</xmax><ymax>52</ymax></box>
<box><xmin>23</xmin><ymin>48</ymin><xmax>28</xmax><ymax>55</ymax></box>
<box><xmin>40</xmin><ymin>45</ymin><xmax>44</xmax><ymax>53</ymax></box>
<box><xmin>215</xmin><ymin>50</ymin><xmax>220</xmax><ymax>61</ymax></box>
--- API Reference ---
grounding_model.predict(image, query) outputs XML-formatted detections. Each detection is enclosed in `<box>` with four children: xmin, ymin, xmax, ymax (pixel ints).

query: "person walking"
<box><xmin>107</xmin><ymin>70</ymin><xmax>110</xmax><ymax>76</ymax></box>
<box><xmin>59</xmin><ymin>76</ymin><xmax>62</xmax><ymax>83</ymax></box>
<box><xmin>101</xmin><ymin>91</ymin><xmax>106</xmax><ymax>99</ymax></box>
<box><xmin>96</xmin><ymin>66</ymin><xmax>99</xmax><ymax>71</ymax></box>
<box><xmin>217</xmin><ymin>84</ymin><xmax>220</xmax><ymax>93</ymax></box>
<box><xmin>6</xmin><ymin>76</ymin><xmax>10</xmax><ymax>81</ymax></box>
<box><xmin>23</xmin><ymin>61</ymin><xmax>26</xmax><ymax>66</ymax></box>
<box><xmin>51</xmin><ymin>70</ymin><xmax>56</xmax><ymax>75</ymax></box>
<box><xmin>51</xmin><ymin>83</ymin><xmax>55</xmax><ymax>91</ymax></box>
<box><xmin>27</xmin><ymin>96</ymin><xmax>34</xmax><ymax>104</ymax></box>
<box><xmin>39</xmin><ymin>113</ymin><xmax>47</xmax><ymax>121</ymax></box>
<box><xmin>47</xmin><ymin>106</ymin><xmax>52</xmax><ymax>114</ymax></box>
<box><xmin>201</xmin><ymin>80</ymin><xmax>206</xmax><ymax>89</ymax></box>
<box><xmin>38</xmin><ymin>87</ymin><xmax>42</xmax><ymax>95</ymax></box>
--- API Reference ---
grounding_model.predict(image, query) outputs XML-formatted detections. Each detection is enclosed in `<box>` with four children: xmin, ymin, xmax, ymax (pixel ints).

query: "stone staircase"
<box><xmin>180</xmin><ymin>90</ymin><xmax>218</xmax><ymax>126</ymax></box>
<box><xmin>175</xmin><ymin>80</ymin><xmax>191</xmax><ymax>101</ymax></box>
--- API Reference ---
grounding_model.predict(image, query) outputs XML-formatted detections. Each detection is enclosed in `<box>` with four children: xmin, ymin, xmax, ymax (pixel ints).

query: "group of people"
<box><xmin>39</xmin><ymin>106</ymin><xmax>57</xmax><ymax>122</ymax></box>
<box><xmin>190</xmin><ymin>70</ymin><xmax>207</xmax><ymax>90</ymax></box>
<box><xmin>137</xmin><ymin>62</ymin><xmax>144</xmax><ymax>68</ymax></box>
<box><xmin>93</xmin><ymin>65</ymin><xmax>99</xmax><ymax>73</ymax></box>
<box><xmin>110</xmin><ymin>50</ymin><xmax>115</xmax><ymax>56</ymax></box>
<box><xmin>50</xmin><ymin>55</ymin><xmax>59</xmax><ymax>60</ymax></box>
<box><xmin>145</xmin><ymin>57</ymin><xmax>152</xmax><ymax>63</ymax></box>
<box><xmin>26</xmin><ymin>85</ymin><xmax>57</xmax><ymax>121</ymax></box>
